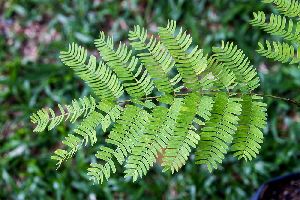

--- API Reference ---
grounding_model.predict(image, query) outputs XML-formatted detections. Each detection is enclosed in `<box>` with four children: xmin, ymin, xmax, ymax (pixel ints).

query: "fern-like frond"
<box><xmin>262</xmin><ymin>0</ymin><xmax>300</xmax><ymax>18</ymax></box>
<box><xmin>87</xmin><ymin>105</ymin><xmax>150</xmax><ymax>183</ymax></box>
<box><xmin>158</xmin><ymin>20</ymin><xmax>207</xmax><ymax>90</ymax></box>
<box><xmin>60</xmin><ymin>43</ymin><xmax>124</xmax><ymax>99</ymax></box>
<box><xmin>124</xmin><ymin>106</ymin><xmax>169</xmax><ymax>180</ymax></box>
<box><xmin>95</xmin><ymin>32</ymin><xmax>154</xmax><ymax>98</ymax></box>
<box><xmin>72</xmin><ymin>111</ymin><xmax>101</xmax><ymax>146</ymax></box>
<box><xmin>212</xmin><ymin>41</ymin><xmax>260</xmax><ymax>91</ymax></box>
<box><xmin>231</xmin><ymin>95</ymin><xmax>267</xmax><ymax>161</ymax></box>
<box><xmin>124</xmin><ymin>98</ymin><xmax>184</xmax><ymax>181</ymax></box>
<box><xmin>51</xmin><ymin>111</ymin><xmax>102</xmax><ymax>168</ymax></box>
<box><xmin>195</xmin><ymin>92</ymin><xmax>242</xmax><ymax>172</ymax></box>
<box><xmin>251</xmin><ymin>12</ymin><xmax>300</xmax><ymax>43</ymax></box>
<box><xmin>97</xmin><ymin>101</ymin><xmax>124</xmax><ymax>132</ymax></box>
<box><xmin>162</xmin><ymin>93</ymin><xmax>202</xmax><ymax>173</ymax></box>
<box><xmin>31</xmin><ymin>96</ymin><xmax>96</xmax><ymax>132</ymax></box>
<box><xmin>50</xmin><ymin>135</ymin><xmax>81</xmax><ymax>168</ymax></box>
<box><xmin>206</xmin><ymin>57</ymin><xmax>236</xmax><ymax>89</ymax></box>
<box><xmin>51</xmin><ymin>103</ymin><xmax>123</xmax><ymax>168</ymax></box>
<box><xmin>129</xmin><ymin>25</ymin><xmax>178</xmax><ymax>94</ymax></box>
<box><xmin>251</xmin><ymin>1</ymin><xmax>300</xmax><ymax>66</ymax></box>
<box><xmin>193</xmin><ymin>96</ymin><xmax>214</xmax><ymax>127</ymax></box>
<box><xmin>257</xmin><ymin>41</ymin><xmax>300</xmax><ymax>64</ymax></box>
<box><xmin>32</xmin><ymin>20</ymin><xmax>269</xmax><ymax>184</ymax></box>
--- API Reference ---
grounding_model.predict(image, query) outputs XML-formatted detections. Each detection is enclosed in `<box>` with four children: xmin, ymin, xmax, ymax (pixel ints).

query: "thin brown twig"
<box><xmin>257</xmin><ymin>94</ymin><xmax>300</xmax><ymax>107</ymax></box>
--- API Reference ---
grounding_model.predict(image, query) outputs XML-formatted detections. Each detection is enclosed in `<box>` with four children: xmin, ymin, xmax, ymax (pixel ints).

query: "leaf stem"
<box><xmin>117</xmin><ymin>91</ymin><xmax>300</xmax><ymax>107</ymax></box>
<box><xmin>257</xmin><ymin>94</ymin><xmax>300</xmax><ymax>106</ymax></box>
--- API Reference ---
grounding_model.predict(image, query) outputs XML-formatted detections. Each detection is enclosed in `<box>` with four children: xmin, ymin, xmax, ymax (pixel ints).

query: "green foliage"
<box><xmin>251</xmin><ymin>0</ymin><xmax>300</xmax><ymax>66</ymax></box>
<box><xmin>158</xmin><ymin>20</ymin><xmax>207</xmax><ymax>90</ymax></box>
<box><xmin>94</xmin><ymin>32</ymin><xmax>154</xmax><ymax>98</ymax></box>
<box><xmin>88</xmin><ymin>105</ymin><xmax>151</xmax><ymax>183</ymax></box>
<box><xmin>129</xmin><ymin>25</ymin><xmax>180</xmax><ymax>94</ymax></box>
<box><xmin>162</xmin><ymin>93</ymin><xmax>202</xmax><ymax>173</ymax></box>
<box><xmin>263</xmin><ymin>0</ymin><xmax>300</xmax><ymax>17</ymax></box>
<box><xmin>31</xmin><ymin>20</ymin><xmax>267</xmax><ymax>184</ymax></box>
<box><xmin>212</xmin><ymin>41</ymin><xmax>260</xmax><ymax>91</ymax></box>
<box><xmin>3</xmin><ymin>1</ymin><xmax>300</xmax><ymax>199</ymax></box>
<box><xmin>30</xmin><ymin>96</ymin><xmax>96</xmax><ymax>132</ymax></box>
<box><xmin>196</xmin><ymin>92</ymin><xmax>242</xmax><ymax>172</ymax></box>
<box><xmin>52</xmin><ymin>102</ymin><xmax>123</xmax><ymax>168</ymax></box>
<box><xmin>124</xmin><ymin>98</ymin><xmax>183</xmax><ymax>180</ymax></box>
<box><xmin>60</xmin><ymin>43</ymin><xmax>124</xmax><ymax>99</ymax></box>
<box><xmin>232</xmin><ymin>95</ymin><xmax>267</xmax><ymax>161</ymax></box>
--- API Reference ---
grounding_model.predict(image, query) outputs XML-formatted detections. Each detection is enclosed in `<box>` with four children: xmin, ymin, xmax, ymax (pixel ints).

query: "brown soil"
<box><xmin>260</xmin><ymin>178</ymin><xmax>300</xmax><ymax>200</ymax></box>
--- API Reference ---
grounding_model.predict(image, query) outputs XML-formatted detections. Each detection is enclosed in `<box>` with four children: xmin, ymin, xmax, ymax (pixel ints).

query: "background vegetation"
<box><xmin>1</xmin><ymin>0</ymin><xmax>300</xmax><ymax>199</ymax></box>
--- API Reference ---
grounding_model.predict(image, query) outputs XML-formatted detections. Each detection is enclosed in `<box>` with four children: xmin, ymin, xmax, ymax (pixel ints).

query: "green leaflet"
<box><xmin>124</xmin><ymin>98</ymin><xmax>184</xmax><ymax>181</ymax></box>
<box><xmin>206</xmin><ymin>57</ymin><xmax>236</xmax><ymax>90</ymax></box>
<box><xmin>31</xmin><ymin>96</ymin><xmax>96</xmax><ymax>132</ymax></box>
<box><xmin>124</xmin><ymin>106</ymin><xmax>169</xmax><ymax>181</ymax></box>
<box><xmin>97</xmin><ymin>101</ymin><xmax>124</xmax><ymax>132</ymax></box>
<box><xmin>51</xmin><ymin>103</ymin><xmax>123</xmax><ymax>168</ymax></box>
<box><xmin>231</xmin><ymin>95</ymin><xmax>267</xmax><ymax>161</ymax></box>
<box><xmin>51</xmin><ymin>111</ymin><xmax>102</xmax><ymax>168</ymax></box>
<box><xmin>60</xmin><ymin>43</ymin><xmax>124</xmax><ymax>99</ymax></box>
<box><xmin>251</xmin><ymin>0</ymin><xmax>300</xmax><ymax>67</ymax></box>
<box><xmin>158</xmin><ymin>20</ymin><xmax>207</xmax><ymax>91</ymax></box>
<box><xmin>262</xmin><ymin>0</ymin><xmax>300</xmax><ymax>18</ymax></box>
<box><xmin>193</xmin><ymin>96</ymin><xmax>214</xmax><ymax>126</ymax></box>
<box><xmin>87</xmin><ymin>105</ymin><xmax>150</xmax><ymax>184</ymax></box>
<box><xmin>257</xmin><ymin>41</ymin><xmax>300</xmax><ymax>65</ymax></box>
<box><xmin>129</xmin><ymin>25</ymin><xmax>178</xmax><ymax>94</ymax></box>
<box><xmin>251</xmin><ymin>12</ymin><xmax>300</xmax><ymax>43</ymax></box>
<box><xmin>212</xmin><ymin>41</ymin><xmax>260</xmax><ymax>91</ymax></box>
<box><xmin>95</xmin><ymin>32</ymin><xmax>154</xmax><ymax>98</ymax></box>
<box><xmin>195</xmin><ymin>92</ymin><xmax>242</xmax><ymax>172</ymax></box>
<box><xmin>162</xmin><ymin>93</ymin><xmax>202</xmax><ymax>173</ymax></box>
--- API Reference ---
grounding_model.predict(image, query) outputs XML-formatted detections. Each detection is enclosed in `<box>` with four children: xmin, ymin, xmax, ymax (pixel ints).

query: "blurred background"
<box><xmin>1</xmin><ymin>0</ymin><xmax>300</xmax><ymax>199</ymax></box>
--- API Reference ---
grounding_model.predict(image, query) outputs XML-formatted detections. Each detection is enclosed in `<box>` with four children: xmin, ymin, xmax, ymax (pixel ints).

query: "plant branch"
<box><xmin>257</xmin><ymin>94</ymin><xmax>300</xmax><ymax>107</ymax></box>
<box><xmin>117</xmin><ymin>91</ymin><xmax>300</xmax><ymax>107</ymax></box>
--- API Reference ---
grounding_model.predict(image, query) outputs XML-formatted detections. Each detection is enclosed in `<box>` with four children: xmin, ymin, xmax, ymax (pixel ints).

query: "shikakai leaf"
<box><xmin>31</xmin><ymin>20</ymin><xmax>267</xmax><ymax>184</ymax></box>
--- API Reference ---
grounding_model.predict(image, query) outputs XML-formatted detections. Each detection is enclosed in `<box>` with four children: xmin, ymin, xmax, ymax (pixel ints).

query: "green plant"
<box><xmin>251</xmin><ymin>0</ymin><xmax>300</xmax><ymax>66</ymax></box>
<box><xmin>31</xmin><ymin>20</ymin><xmax>267</xmax><ymax>184</ymax></box>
